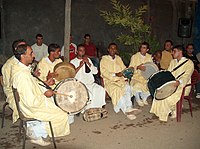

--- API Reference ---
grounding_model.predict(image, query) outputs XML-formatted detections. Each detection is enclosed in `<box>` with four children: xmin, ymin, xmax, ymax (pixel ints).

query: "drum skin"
<box><xmin>54</xmin><ymin>78</ymin><xmax>89</xmax><ymax>114</ymax></box>
<box><xmin>148</xmin><ymin>71</ymin><xmax>177</xmax><ymax>100</ymax></box>
<box><xmin>141</xmin><ymin>62</ymin><xmax>159</xmax><ymax>80</ymax></box>
<box><xmin>122</xmin><ymin>67</ymin><xmax>134</xmax><ymax>79</ymax></box>
<box><xmin>54</xmin><ymin>62</ymin><xmax>76</xmax><ymax>81</ymax></box>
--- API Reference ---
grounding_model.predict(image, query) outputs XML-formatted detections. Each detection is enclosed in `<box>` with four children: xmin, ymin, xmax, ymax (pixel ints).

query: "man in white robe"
<box><xmin>129</xmin><ymin>42</ymin><xmax>152</xmax><ymax>107</ymax></box>
<box><xmin>70</xmin><ymin>44</ymin><xmax>106</xmax><ymax>110</ymax></box>
<box><xmin>11</xmin><ymin>44</ymin><xmax>70</xmax><ymax>146</ymax></box>
<box><xmin>100</xmin><ymin>43</ymin><xmax>142</xmax><ymax>120</ymax></box>
<box><xmin>2</xmin><ymin>39</ymin><xmax>26</xmax><ymax>123</ymax></box>
<box><xmin>37</xmin><ymin>44</ymin><xmax>78</xmax><ymax>124</ymax></box>
<box><xmin>37</xmin><ymin>43</ymin><xmax>62</xmax><ymax>85</ymax></box>
<box><xmin>150</xmin><ymin>45</ymin><xmax>194</xmax><ymax>122</ymax></box>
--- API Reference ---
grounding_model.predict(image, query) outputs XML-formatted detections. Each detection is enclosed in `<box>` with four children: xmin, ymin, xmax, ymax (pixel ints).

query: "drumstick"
<box><xmin>54</xmin><ymin>92</ymin><xmax>73</xmax><ymax>98</ymax></box>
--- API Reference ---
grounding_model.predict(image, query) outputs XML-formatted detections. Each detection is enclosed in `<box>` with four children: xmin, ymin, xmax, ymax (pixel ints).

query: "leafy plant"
<box><xmin>100</xmin><ymin>0</ymin><xmax>160</xmax><ymax>65</ymax></box>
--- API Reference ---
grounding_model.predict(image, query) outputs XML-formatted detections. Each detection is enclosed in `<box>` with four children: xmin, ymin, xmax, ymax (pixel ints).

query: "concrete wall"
<box><xmin>0</xmin><ymin>0</ymin><xmax>197</xmax><ymax>62</ymax></box>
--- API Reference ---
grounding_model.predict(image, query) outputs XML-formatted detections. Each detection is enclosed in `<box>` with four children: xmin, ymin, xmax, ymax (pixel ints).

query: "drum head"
<box><xmin>54</xmin><ymin>78</ymin><xmax>89</xmax><ymax>114</ymax></box>
<box><xmin>54</xmin><ymin>62</ymin><xmax>76</xmax><ymax>81</ymax></box>
<box><xmin>122</xmin><ymin>67</ymin><xmax>134</xmax><ymax>79</ymax></box>
<box><xmin>155</xmin><ymin>80</ymin><xmax>177</xmax><ymax>100</ymax></box>
<box><xmin>141</xmin><ymin>62</ymin><xmax>159</xmax><ymax>80</ymax></box>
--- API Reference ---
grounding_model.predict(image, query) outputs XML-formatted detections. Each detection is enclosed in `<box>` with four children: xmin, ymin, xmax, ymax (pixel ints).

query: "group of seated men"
<box><xmin>1</xmin><ymin>37</ymin><xmax>195</xmax><ymax>146</ymax></box>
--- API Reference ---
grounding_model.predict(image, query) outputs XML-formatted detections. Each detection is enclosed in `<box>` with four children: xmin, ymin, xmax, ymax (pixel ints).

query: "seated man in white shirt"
<box><xmin>31</xmin><ymin>34</ymin><xmax>48</xmax><ymax>62</ymax></box>
<box><xmin>70</xmin><ymin>44</ymin><xmax>106</xmax><ymax>111</ymax></box>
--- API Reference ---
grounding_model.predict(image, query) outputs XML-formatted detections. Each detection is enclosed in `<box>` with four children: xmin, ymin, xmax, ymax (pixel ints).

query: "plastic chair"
<box><xmin>0</xmin><ymin>75</ymin><xmax>9</xmax><ymax>128</ymax></box>
<box><xmin>176</xmin><ymin>69</ymin><xmax>200</xmax><ymax>122</ymax></box>
<box><xmin>12</xmin><ymin>87</ymin><xmax>56</xmax><ymax>149</ymax></box>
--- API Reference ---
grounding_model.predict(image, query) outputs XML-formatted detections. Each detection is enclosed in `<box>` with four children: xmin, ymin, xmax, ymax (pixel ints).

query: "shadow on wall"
<box><xmin>0</xmin><ymin>54</ymin><xmax>8</xmax><ymax>65</ymax></box>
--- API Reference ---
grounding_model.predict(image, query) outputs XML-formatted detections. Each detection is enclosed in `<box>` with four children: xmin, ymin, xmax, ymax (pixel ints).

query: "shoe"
<box><xmin>125</xmin><ymin>108</ymin><xmax>142</xmax><ymax>115</ymax></box>
<box><xmin>196</xmin><ymin>93</ymin><xmax>200</xmax><ymax>99</ymax></box>
<box><xmin>30</xmin><ymin>137</ymin><xmax>51</xmax><ymax>146</ymax></box>
<box><xmin>136</xmin><ymin>100</ymin><xmax>144</xmax><ymax>107</ymax></box>
<box><xmin>143</xmin><ymin>100</ymin><xmax>148</xmax><ymax>105</ymax></box>
<box><xmin>126</xmin><ymin>114</ymin><xmax>136</xmax><ymax>120</ymax></box>
<box><xmin>169</xmin><ymin>111</ymin><xmax>176</xmax><ymax>119</ymax></box>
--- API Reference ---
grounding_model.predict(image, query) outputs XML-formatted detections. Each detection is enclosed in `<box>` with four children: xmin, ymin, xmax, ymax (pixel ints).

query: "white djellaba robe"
<box><xmin>2</xmin><ymin>56</ymin><xmax>49</xmax><ymax>136</ymax></box>
<box><xmin>70</xmin><ymin>57</ymin><xmax>106</xmax><ymax>110</ymax></box>
<box><xmin>31</xmin><ymin>43</ymin><xmax>48</xmax><ymax>62</ymax></box>
<box><xmin>150</xmin><ymin>57</ymin><xmax>194</xmax><ymax>121</ymax></box>
<box><xmin>11</xmin><ymin>62</ymin><xmax>70</xmax><ymax>138</ymax></box>
<box><xmin>37</xmin><ymin>56</ymin><xmax>62</xmax><ymax>83</ymax></box>
<box><xmin>129</xmin><ymin>52</ymin><xmax>152</xmax><ymax>101</ymax></box>
<box><xmin>36</xmin><ymin>56</ymin><xmax>78</xmax><ymax>124</ymax></box>
<box><xmin>100</xmin><ymin>55</ymin><xmax>133</xmax><ymax>114</ymax></box>
<box><xmin>2</xmin><ymin>56</ymin><xmax>19</xmax><ymax>122</ymax></box>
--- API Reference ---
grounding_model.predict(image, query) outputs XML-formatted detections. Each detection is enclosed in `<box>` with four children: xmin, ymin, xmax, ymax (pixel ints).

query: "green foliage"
<box><xmin>100</xmin><ymin>0</ymin><xmax>160</xmax><ymax>64</ymax></box>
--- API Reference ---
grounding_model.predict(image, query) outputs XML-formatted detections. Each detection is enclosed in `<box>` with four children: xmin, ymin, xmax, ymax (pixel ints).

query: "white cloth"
<box><xmin>114</xmin><ymin>84</ymin><xmax>133</xmax><ymax>114</ymax></box>
<box><xmin>11</xmin><ymin>62</ymin><xmax>70</xmax><ymax>137</ymax></box>
<box><xmin>2</xmin><ymin>56</ymin><xmax>19</xmax><ymax>122</ymax></box>
<box><xmin>31</xmin><ymin>43</ymin><xmax>48</xmax><ymax>62</ymax></box>
<box><xmin>27</xmin><ymin>121</ymin><xmax>48</xmax><ymax>139</ymax></box>
<box><xmin>70</xmin><ymin>57</ymin><xmax>106</xmax><ymax>109</ymax></box>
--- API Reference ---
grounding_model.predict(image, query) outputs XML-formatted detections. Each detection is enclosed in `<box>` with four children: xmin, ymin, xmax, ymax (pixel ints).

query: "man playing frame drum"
<box><xmin>37</xmin><ymin>43</ymin><xmax>63</xmax><ymax>86</ymax></box>
<box><xmin>12</xmin><ymin>44</ymin><xmax>70</xmax><ymax>146</ymax></box>
<box><xmin>129</xmin><ymin>42</ymin><xmax>153</xmax><ymax>107</ymax></box>
<box><xmin>150</xmin><ymin>45</ymin><xmax>194</xmax><ymax>122</ymax></box>
<box><xmin>37</xmin><ymin>43</ymin><xmax>76</xmax><ymax>124</ymax></box>
<box><xmin>100</xmin><ymin>43</ymin><xmax>142</xmax><ymax>120</ymax></box>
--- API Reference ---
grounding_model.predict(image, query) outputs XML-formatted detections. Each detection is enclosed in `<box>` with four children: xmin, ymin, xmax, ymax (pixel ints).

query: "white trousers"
<box><xmin>114</xmin><ymin>85</ymin><xmax>133</xmax><ymax>114</ymax></box>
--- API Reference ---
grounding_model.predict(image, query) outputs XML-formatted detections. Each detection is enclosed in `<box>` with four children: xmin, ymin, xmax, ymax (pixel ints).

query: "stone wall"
<box><xmin>0</xmin><ymin>0</ymin><xmax>197</xmax><ymax>62</ymax></box>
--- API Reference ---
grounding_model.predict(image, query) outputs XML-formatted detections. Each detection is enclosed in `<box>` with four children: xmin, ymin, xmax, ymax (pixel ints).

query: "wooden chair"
<box><xmin>176</xmin><ymin>69</ymin><xmax>200</xmax><ymax>122</ymax></box>
<box><xmin>0</xmin><ymin>75</ymin><xmax>9</xmax><ymax>128</ymax></box>
<box><xmin>12</xmin><ymin>87</ymin><xmax>56</xmax><ymax>149</ymax></box>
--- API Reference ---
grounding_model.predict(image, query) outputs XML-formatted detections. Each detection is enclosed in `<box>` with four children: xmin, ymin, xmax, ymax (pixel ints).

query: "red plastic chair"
<box><xmin>176</xmin><ymin>69</ymin><xmax>200</xmax><ymax>122</ymax></box>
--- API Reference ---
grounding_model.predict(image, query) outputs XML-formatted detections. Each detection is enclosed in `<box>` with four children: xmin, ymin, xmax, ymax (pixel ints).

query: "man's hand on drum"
<box><xmin>47</xmin><ymin>71</ymin><xmax>58</xmax><ymax>80</ymax></box>
<box><xmin>45</xmin><ymin>77</ymin><xmax>55</xmax><ymax>86</ymax></box>
<box><xmin>137</xmin><ymin>64</ymin><xmax>146</xmax><ymax>71</ymax></box>
<box><xmin>174</xmin><ymin>80</ymin><xmax>180</xmax><ymax>87</ymax></box>
<box><xmin>33</xmin><ymin>68</ymin><xmax>41</xmax><ymax>77</ymax></box>
<box><xmin>115</xmin><ymin>72</ymin><xmax>123</xmax><ymax>77</ymax></box>
<box><xmin>44</xmin><ymin>89</ymin><xmax>54</xmax><ymax>97</ymax></box>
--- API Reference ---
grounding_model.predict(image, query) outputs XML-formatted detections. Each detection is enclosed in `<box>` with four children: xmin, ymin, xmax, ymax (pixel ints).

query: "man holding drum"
<box><xmin>37</xmin><ymin>43</ymin><xmax>62</xmax><ymax>85</ymax></box>
<box><xmin>150</xmin><ymin>45</ymin><xmax>194</xmax><ymax>122</ymax></box>
<box><xmin>100</xmin><ymin>43</ymin><xmax>141</xmax><ymax>120</ymax></box>
<box><xmin>11</xmin><ymin>44</ymin><xmax>70</xmax><ymax>146</ymax></box>
<box><xmin>129</xmin><ymin>42</ymin><xmax>152</xmax><ymax>107</ymax></box>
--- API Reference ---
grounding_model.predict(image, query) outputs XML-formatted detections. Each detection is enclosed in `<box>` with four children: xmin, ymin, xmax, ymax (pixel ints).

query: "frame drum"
<box><xmin>54</xmin><ymin>62</ymin><xmax>76</xmax><ymax>81</ymax></box>
<box><xmin>141</xmin><ymin>62</ymin><xmax>159</xmax><ymax>80</ymax></box>
<box><xmin>54</xmin><ymin>78</ymin><xmax>89</xmax><ymax>114</ymax></box>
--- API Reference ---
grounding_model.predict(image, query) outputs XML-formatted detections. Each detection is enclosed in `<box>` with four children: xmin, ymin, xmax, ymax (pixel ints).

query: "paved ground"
<box><xmin>0</xmin><ymin>95</ymin><xmax>200</xmax><ymax>149</ymax></box>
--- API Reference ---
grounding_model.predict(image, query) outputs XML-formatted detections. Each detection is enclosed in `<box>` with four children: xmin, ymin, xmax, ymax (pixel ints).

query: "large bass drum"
<box><xmin>54</xmin><ymin>78</ymin><xmax>89</xmax><ymax>114</ymax></box>
<box><xmin>147</xmin><ymin>71</ymin><xmax>177</xmax><ymax>100</ymax></box>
